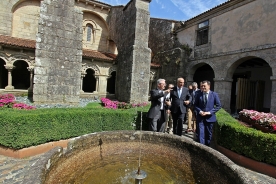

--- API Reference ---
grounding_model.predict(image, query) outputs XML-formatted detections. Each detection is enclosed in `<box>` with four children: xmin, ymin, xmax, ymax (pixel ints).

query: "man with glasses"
<box><xmin>147</xmin><ymin>79</ymin><xmax>171</xmax><ymax>132</ymax></box>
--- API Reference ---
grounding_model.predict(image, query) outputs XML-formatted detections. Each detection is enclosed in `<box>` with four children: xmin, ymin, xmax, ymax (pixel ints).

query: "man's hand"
<box><xmin>184</xmin><ymin>100</ymin><xmax>189</xmax><ymax>105</ymax></box>
<box><xmin>165</xmin><ymin>101</ymin><xmax>171</xmax><ymax>106</ymax></box>
<box><xmin>164</xmin><ymin>89</ymin><xmax>171</xmax><ymax>93</ymax></box>
<box><xmin>166</xmin><ymin>110</ymin><xmax>171</xmax><ymax>114</ymax></box>
<box><xmin>200</xmin><ymin>111</ymin><xmax>211</xmax><ymax>116</ymax></box>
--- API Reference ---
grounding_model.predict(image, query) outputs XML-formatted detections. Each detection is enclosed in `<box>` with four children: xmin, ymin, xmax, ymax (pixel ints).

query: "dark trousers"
<box><xmin>149</xmin><ymin>110</ymin><xmax>166</xmax><ymax>132</ymax></box>
<box><xmin>198</xmin><ymin>119</ymin><xmax>214</xmax><ymax>146</ymax></box>
<box><xmin>171</xmin><ymin>109</ymin><xmax>186</xmax><ymax>136</ymax></box>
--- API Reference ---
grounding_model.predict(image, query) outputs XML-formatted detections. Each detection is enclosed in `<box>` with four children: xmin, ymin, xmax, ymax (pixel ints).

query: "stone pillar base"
<box><xmin>5</xmin><ymin>86</ymin><xmax>14</xmax><ymax>90</ymax></box>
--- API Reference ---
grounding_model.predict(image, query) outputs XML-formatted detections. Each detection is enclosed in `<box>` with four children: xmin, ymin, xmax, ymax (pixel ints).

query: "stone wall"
<box><xmin>148</xmin><ymin>18</ymin><xmax>190</xmax><ymax>84</ymax></box>
<box><xmin>148</xmin><ymin>18</ymin><xmax>177</xmax><ymax>55</ymax></box>
<box><xmin>33</xmin><ymin>0</ymin><xmax>83</xmax><ymax>104</ymax></box>
<box><xmin>108</xmin><ymin>0</ymin><xmax>151</xmax><ymax>103</ymax></box>
<box><xmin>0</xmin><ymin>0</ymin><xmax>16</xmax><ymax>35</ymax></box>
<box><xmin>11</xmin><ymin>0</ymin><xmax>40</xmax><ymax>40</ymax></box>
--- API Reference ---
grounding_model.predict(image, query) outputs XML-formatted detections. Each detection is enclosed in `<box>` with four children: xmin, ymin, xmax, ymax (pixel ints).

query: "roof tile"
<box><xmin>0</xmin><ymin>34</ymin><xmax>116</xmax><ymax>61</ymax></box>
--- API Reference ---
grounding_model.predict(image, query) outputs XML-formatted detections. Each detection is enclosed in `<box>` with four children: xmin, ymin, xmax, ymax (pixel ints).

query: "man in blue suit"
<box><xmin>194</xmin><ymin>80</ymin><xmax>221</xmax><ymax>146</ymax></box>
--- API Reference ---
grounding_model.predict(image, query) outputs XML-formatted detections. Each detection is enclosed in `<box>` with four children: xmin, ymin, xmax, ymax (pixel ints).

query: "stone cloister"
<box><xmin>0</xmin><ymin>51</ymin><xmax>118</xmax><ymax>97</ymax></box>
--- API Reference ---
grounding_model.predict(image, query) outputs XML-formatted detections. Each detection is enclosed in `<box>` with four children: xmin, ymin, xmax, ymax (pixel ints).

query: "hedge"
<box><xmin>0</xmin><ymin>104</ymin><xmax>149</xmax><ymax>149</ymax></box>
<box><xmin>215</xmin><ymin>109</ymin><xmax>276</xmax><ymax>166</ymax></box>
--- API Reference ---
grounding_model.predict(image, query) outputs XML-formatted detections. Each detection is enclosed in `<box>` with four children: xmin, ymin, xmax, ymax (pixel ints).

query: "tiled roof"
<box><xmin>83</xmin><ymin>49</ymin><xmax>116</xmax><ymax>61</ymax></box>
<box><xmin>150</xmin><ymin>62</ymin><xmax>161</xmax><ymax>67</ymax></box>
<box><xmin>185</xmin><ymin>0</ymin><xmax>232</xmax><ymax>22</ymax></box>
<box><xmin>0</xmin><ymin>34</ymin><xmax>35</xmax><ymax>49</ymax></box>
<box><xmin>0</xmin><ymin>34</ymin><xmax>117</xmax><ymax>61</ymax></box>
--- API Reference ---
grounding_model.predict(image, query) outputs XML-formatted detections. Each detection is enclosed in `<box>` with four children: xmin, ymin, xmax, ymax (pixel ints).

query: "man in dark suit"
<box><xmin>194</xmin><ymin>80</ymin><xmax>221</xmax><ymax>146</ymax></box>
<box><xmin>147</xmin><ymin>79</ymin><xmax>171</xmax><ymax>132</ymax></box>
<box><xmin>168</xmin><ymin>77</ymin><xmax>192</xmax><ymax>136</ymax></box>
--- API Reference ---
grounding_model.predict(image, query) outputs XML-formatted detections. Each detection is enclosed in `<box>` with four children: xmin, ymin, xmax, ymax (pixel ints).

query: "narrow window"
<box><xmin>196</xmin><ymin>20</ymin><xmax>209</xmax><ymax>46</ymax></box>
<box><xmin>86</xmin><ymin>24</ymin><xmax>93</xmax><ymax>42</ymax></box>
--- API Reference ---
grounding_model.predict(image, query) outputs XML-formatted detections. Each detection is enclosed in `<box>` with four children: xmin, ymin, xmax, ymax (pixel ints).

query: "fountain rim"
<box><xmin>23</xmin><ymin>130</ymin><xmax>254</xmax><ymax>184</ymax></box>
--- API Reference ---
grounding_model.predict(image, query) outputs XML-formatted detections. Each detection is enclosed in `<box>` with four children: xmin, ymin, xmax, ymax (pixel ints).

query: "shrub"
<box><xmin>0</xmin><ymin>102</ymin><xmax>150</xmax><ymax>149</ymax></box>
<box><xmin>215</xmin><ymin>109</ymin><xmax>276</xmax><ymax>166</ymax></box>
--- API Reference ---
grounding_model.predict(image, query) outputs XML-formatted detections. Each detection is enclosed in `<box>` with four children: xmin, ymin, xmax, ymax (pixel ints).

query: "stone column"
<box><xmin>4</xmin><ymin>64</ymin><xmax>14</xmax><ymax>90</ymax></box>
<box><xmin>93</xmin><ymin>76</ymin><xmax>99</xmax><ymax>93</ymax></box>
<box><xmin>27</xmin><ymin>67</ymin><xmax>34</xmax><ymax>90</ymax></box>
<box><xmin>33</xmin><ymin>0</ymin><xmax>83</xmax><ymax>104</ymax></box>
<box><xmin>149</xmin><ymin>71</ymin><xmax>155</xmax><ymax>92</ymax></box>
<box><xmin>97</xmin><ymin>75</ymin><xmax>108</xmax><ymax>94</ymax></box>
<box><xmin>270</xmin><ymin>76</ymin><xmax>276</xmax><ymax>114</ymax></box>
<box><xmin>27</xmin><ymin>67</ymin><xmax>34</xmax><ymax>97</ymax></box>
<box><xmin>80</xmin><ymin>73</ymin><xmax>86</xmax><ymax>94</ymax></box>
<box><xmin>113</xmin><ymin>0</ymin><xmax>151</xmax><ymax>103</ymax></box>
<box><xmin>213</xmin><ymin>78</ymin><xmax>233</xmax><ymax>113</ymax></box>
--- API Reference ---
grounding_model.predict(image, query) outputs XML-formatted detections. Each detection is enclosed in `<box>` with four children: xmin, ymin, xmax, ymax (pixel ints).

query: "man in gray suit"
<box><xmin>147</xmin><ymin>79</ymin><xmax>171</xmax><ymax>132</ymax></box>
<box><xmin>168</xmin><ymin>78</ymin><xmax>192</xmax><ymax>136</ymax></box>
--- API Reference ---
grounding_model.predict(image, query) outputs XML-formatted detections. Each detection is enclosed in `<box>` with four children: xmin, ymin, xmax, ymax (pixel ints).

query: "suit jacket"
<box><xmin>147</xmin><ymin>88</ymin><xmax>166</xmax><ymax>118</ymax></box>
<box><xmin>169</xmin><ymin>86</ymin><xmax>191</xmax><ymax>114</ymax></box>
<box><xmin>194</xmin><ymin>91</ymin><xmax>221</xmax><ymax>122</ymax></box>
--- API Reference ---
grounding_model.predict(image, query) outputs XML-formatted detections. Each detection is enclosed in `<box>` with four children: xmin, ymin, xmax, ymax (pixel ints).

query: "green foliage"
<box><xmin>0</xmin><ymin>103</ymin><xmax>151</xmax><ymax>149</ymax></box>
<box><xmin>215</xmin><ymin>109</ymin><xmax>276</xmax><ymax>166</ymax></box>
<box><xmin>180</xmin><ymin>44</ymin><xmax>192</xmax><ymax>56</ymax></box>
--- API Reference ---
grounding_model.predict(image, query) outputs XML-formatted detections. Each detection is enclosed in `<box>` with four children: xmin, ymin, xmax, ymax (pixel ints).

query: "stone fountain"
<box><xmin>24</xmin><ymin>131</ymin><xmax>253</xmax><ymax>184</ymax></box>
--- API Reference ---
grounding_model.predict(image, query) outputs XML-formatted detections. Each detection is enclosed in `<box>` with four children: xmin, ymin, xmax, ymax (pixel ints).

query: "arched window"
<box><xmin>86</xmin><ymin>24</ymin><xmax>93</xmax><ymax>42</ymax></box>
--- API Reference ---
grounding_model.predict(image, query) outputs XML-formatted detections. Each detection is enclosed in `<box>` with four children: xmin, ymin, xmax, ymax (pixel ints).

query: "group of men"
<box><xmin>147</xmin><ymin>77</ymin><xmax>222</xmax><ymax>146</ymax></box>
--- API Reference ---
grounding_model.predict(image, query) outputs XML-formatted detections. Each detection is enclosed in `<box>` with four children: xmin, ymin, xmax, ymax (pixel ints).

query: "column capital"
<box><xmin>213</xmin><ymin>78</ymin><xmax>233</xmax><ymax>82</ymax></box>
<box><xmin>4</xmin><ymin>64</ymin><xmax>14</xmax><ymax>70</ymax></box>
<box><xmin>27</xmin><ymin>67</ymin><xmax>34</xmax><ymax>72</ymax></box>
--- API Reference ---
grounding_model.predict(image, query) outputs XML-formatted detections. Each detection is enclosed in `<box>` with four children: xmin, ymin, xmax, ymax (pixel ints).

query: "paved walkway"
<box><xmin>0</xmin><ymin>125</ymin><xmax>275</xmax><ymax>183</ymax></box>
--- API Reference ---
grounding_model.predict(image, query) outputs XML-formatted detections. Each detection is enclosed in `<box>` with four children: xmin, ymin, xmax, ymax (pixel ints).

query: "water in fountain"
<box><xmin>132</xmin><ymin>110</ymin><xmax>147</xmax><ymax>183</ymax></box>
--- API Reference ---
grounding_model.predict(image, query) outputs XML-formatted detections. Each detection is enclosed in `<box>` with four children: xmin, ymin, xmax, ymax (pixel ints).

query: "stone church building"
<box><xmin>0</xmin><ymin>0</ymin><xmax>275</xmax><ymax>113</ymax></box>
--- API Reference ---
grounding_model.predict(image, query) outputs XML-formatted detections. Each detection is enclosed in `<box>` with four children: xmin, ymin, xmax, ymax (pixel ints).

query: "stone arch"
<box><xmin>12</xmin><ymin>60</ymin><xmax>30</xmax><ymax>89</ymax></box>
<box><xmin>108</xmin><ymin>66</ymin><xmax>117</xmax><ymax>77</ymax></box>
<box><xmin>82</xmin><ymin>64</ymin><xmax>100</xmax><ymax>75</ymax></box>
<box><xmin>82</xmin><ymin>11</ymin><xmax>109</xmax><ymax>51</ymax></box>
<box><xmin>83</xmin><ymin>19</ymin><xmax>97</xmax><ymax>43</ymax></box>
<box><xmin>82</xmin><ymin>10</ymin><xmax>109</xmax><ymax>31</ymax></box>
<box><xmin>12</xmin><ymin>0</ymin><xmax>40</xmax><ymax>40</ymax></box>
<box><xmin>186</xmin><ymin>61</ymin><xmax>216</xmax><ymax>83</ymax></box>
<box><xmin>107</xmin><ymin>71</ymin><xmax>116</xmax><ymax>94</ymax></box>
<box><xmin>226</xmin><ymin>55</ymin><xmax>272</xmax><ymax>113</ymax></box>
<box><xmin>0</xmin><ymin>55</ymin><xmax>7</xmax><ymax>65</ymax></box>
<box><xmin>0</xmin><ymin>58</ymin><xmax>8</xmax><ymax>89</ymax></box>
<box><xmin>226</xmin><ymin>55</ymin><xmax>273</xmax><ymax>79</ymax></box>
<box><xmin>82</xmin><ymin>68</ymin><xmax>97</xmax><ymax>93</ymax></box>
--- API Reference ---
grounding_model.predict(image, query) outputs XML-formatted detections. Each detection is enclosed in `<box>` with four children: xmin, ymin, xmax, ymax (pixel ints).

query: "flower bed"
<box><xmin>239</xmin><ymin>109</ymin><xmax>276</xmax><ymax>133</ymax></box>
<box><xmin>100</xmin><ymin>97</ymin><xmax>148</xmax><ymax>109</ymax></box>
<box><xmin>0</xmin><ymin>94</ymin><xmax>35</xmax><ymax>110</ymax></box>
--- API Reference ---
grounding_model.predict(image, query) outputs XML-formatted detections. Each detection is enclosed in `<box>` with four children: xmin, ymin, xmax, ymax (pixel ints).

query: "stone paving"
<box><xmin>0</xmin><ymin>125</ymin><xmax>275</xmax><ymax>184</ymax></box>
<box><xmin>0</xmin><ymin>154</ymin><xmax>41</xmax><ymax>184</ymax></box>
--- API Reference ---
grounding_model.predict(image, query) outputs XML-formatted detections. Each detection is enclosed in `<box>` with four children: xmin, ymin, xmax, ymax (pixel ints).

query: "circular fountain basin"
<box><xmin>25</xmin><ymin>131</ymin><xmax>253</xmax><ymax>184</ymax></box>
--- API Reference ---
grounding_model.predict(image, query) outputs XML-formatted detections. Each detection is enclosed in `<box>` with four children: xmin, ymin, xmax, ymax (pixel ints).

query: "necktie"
<box><xmin>204</xmin><ymin>93</ymin><xmax>207</xmax><ymax>106</ymax></box>
<box><xmin>178</xmin><ymin>88</ymin><xmax>181</xmax><ymax>98</ymax></box>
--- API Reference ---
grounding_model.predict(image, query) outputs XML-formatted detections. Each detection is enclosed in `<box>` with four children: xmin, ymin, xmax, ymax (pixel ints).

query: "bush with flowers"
<box><xmin>100</xmin><ymin>97</ymin><xmax>148</xmax><ymax>110</ymax></box>
<box><xmin>0</xmin><ymin>94</ymin><xmax>36</xmax><ymax>110</ymax></box>
<box><xmin>239</xmin><ymin>109</ymin><xmax>276</xmax><ymax>132</ymax></box>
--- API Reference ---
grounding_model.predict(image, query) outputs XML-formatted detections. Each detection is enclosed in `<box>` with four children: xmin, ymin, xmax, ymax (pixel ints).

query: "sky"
<box><xmin>98</xmin><ymin>0</ymin><xmax>228</xmax><ymax>21</ymax></box>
